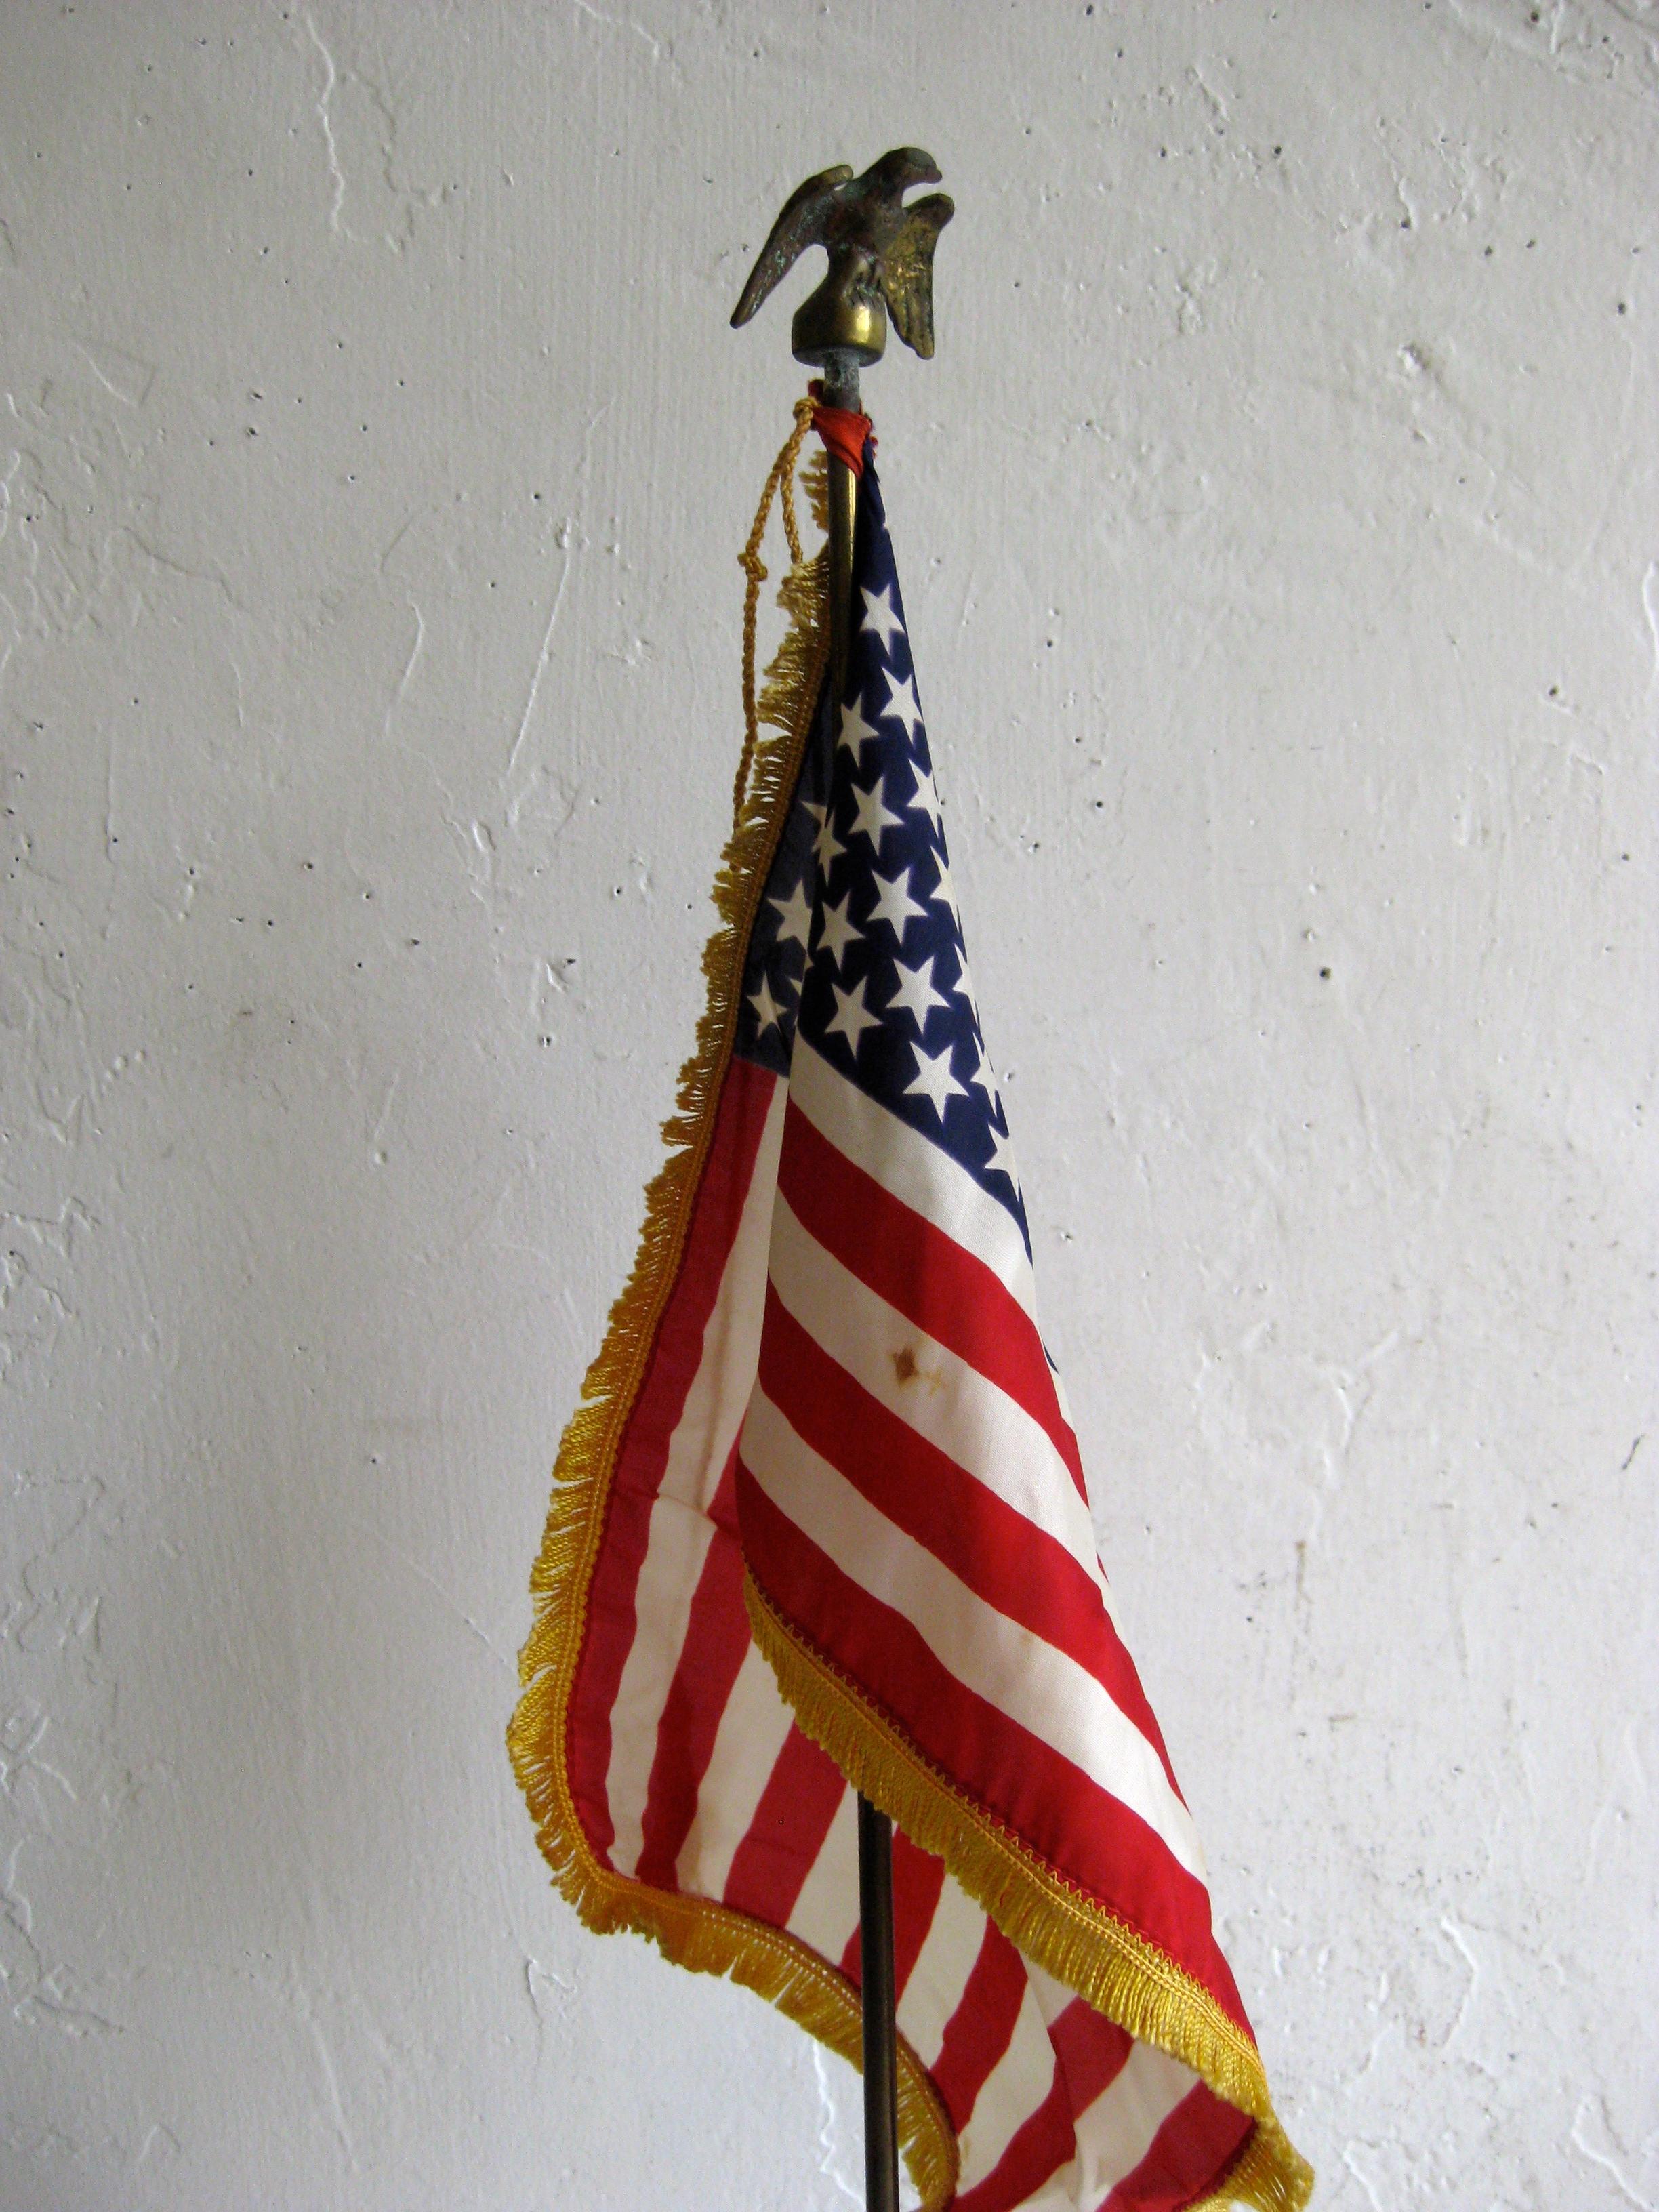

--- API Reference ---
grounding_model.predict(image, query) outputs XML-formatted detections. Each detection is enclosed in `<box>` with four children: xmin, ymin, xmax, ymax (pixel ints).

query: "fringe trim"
<box><xmin>508</xmin><ymin>430</ymin><xmax>958</xmax><ymax>2212</ymax></box>
<box><xmin>1188</xmin><ymin>2118</ymin><xmax>1317</xmax><ymax>2212</ymax></box>
<box><xmin>745</xmin><ymin>1578</ymin><xmax>1315</xmax><ymax>2212</ymax></box>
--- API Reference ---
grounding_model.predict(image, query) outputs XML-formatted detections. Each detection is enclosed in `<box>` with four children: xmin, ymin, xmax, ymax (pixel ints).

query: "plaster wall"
<box><xmin>1</xmin><ymin>4</ymin><xmax>1655</xmax><ymax>2207</ymax></box>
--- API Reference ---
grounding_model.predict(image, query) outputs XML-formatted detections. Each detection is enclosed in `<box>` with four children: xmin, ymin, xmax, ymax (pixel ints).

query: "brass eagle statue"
<box><xmin>731</xmin><ymin>147</ymin><xmax>954</xmax><ymax>366</ymax></box>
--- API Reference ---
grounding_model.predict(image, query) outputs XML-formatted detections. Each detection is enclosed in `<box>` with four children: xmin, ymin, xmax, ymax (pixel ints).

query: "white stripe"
<box><xmin>1009</xmin><ymin>1961</ymin><xmax>1197</xmax><ymax>2209</ymax></box>
<box><xmin>1010</xmin><ymin>2167</ymin><xmax>1081</xmax><ymax>2210</ymax></box>
<box><xmin>788</xmin><ymin>1035</ymin><xmax>1037</xmax><ymax>1319</ymax></box>
<box><xmin>606</xmin><ymin>1502</ymin><xmax>717</xmax><ymax>1879</ymax></box>
<box><xmin>1066</xmin><ymin>2041</ymin><xmax>1202</xmax><ymax>2204</ymax></box>
<box><xmin>673</xmin><ymin>1640</ymin><xmax>795</xmax><ymax>1901</ymax></box>
<box><xmin>660</xmin><ymin>1076</ymin><xmax>787</xmax><ymax>1510</ymax></box>
<box><xmin>603</xmin><ymin>1077</ymin><xmax>785</xmax><ymax>1873</ymax></box>
<box><xmin>954</xmin><ymin>1993</ymin><xmax>1197</xmax><ymax>2209</ymax></box>
<box><xmin>1022</xmin><ymin>1953</ymin><xmax>1084</xmax><ymax>2029</ymax></box>
<box><xmin>769</xmin><ymin>1193</ymin><xmax>1120</xmax><ymax>1634</ymax></box>
<box><xmin>897</xmin><ymin>1866</ymin><xmax>998</xmax><ymax>2074</ymax></box>
<box><xmin>956</xmin><ymin>1980</ymin><xmax>1057</xmax><ymax>2187</ymax></box>
<box><xmin>784</xmin><ymin>1781</ymin><xmax>858</xmax><ymax>1957</ymax></box>
<box><xmin>742</xmin><ymin>1389</ymin><xmax>1206</xmax><ymax>1881</ymax></box>
<box><xmin>1007</xmin><ymin>2168</ymin><xmax>1084</xmax><ymax>2211</ymax></box>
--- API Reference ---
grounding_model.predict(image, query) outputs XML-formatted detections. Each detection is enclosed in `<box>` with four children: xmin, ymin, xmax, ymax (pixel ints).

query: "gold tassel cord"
<box><xmin>508</xmin><ymin>401</ymin><xmax>958</xmax><ymax>2212</ymax></box>
<box><xmin>734</xmin><ymin>393</ymin><xmax>817</xmax><ymax>828</ymax></box>
<box><xmin>744</xmin><ymin>1578</ymin><xmax>1316</xmax><ymax>2212</ymax></box>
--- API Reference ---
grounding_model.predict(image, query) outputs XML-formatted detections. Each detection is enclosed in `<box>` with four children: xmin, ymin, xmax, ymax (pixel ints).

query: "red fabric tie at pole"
<box><xmin>809</xmin><ymin>380</ymin><xmax>876</xmax><ymax>476</ymax></box>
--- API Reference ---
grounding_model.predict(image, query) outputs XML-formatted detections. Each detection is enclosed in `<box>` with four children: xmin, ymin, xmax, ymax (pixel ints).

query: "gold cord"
<box><xmin>735</xmin><ymin>393</ymin><xmax>817</xmax><ymax>827</ymax></box>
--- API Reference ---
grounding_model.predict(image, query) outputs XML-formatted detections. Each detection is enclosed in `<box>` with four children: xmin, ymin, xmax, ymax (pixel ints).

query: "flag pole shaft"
<box><xmin>821</xmin><ymin>351</ymin><xmax>861</xmax><ymax>703</ymax></box>
<box><xmin>819</xmin><ymin>344</ymin><xmax>902</xmax><ymax>2212</ymax></box>
<box><xmin>857</xmin><ymin>1795</ymin><xmax>901</xmax><ymax>2212</ymax></box>
<box><xmin>731</xmin><ymin>148</ymin><xmax>954</xmax><ymax>2212</ymax></box>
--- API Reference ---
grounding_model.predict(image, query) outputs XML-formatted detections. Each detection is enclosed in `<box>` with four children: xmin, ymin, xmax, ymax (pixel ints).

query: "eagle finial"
<box><xmin>731</xmin><ymin>147</ymin><xmax>954</xmax><ymax>365</ymax></box>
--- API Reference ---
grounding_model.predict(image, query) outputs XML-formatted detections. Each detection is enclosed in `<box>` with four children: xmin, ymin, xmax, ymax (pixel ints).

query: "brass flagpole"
<box><xmin>732</xmin><ymin>150</ymin><xmax>953</xmax><ymax>2212</ymax></box>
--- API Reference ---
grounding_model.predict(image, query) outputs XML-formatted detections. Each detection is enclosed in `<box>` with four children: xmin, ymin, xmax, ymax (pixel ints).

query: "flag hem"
<box><xmin>744</xmin><ymin>1574</ymin><xmax>1315</xmax><ymax>2212</ymax></box>
<box><xmin>508</xmin><ymin>490</ymin><xmax>960</xmax><ymax>2212</ymax></box>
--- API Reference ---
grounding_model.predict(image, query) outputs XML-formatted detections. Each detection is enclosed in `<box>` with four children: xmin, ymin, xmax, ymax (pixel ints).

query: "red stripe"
<box><xmin>929</xmin><ymin>1919</ymin><xmax>1029</xmax><ymax>2130</ymax></box>
<box><xmin>632</xmin><ymin>1447</ymin><xmax>750</xmax><ymax>1889</ymax></box>
<box><xmin>1103</xmin><ymin>2087</ymin><xmax>1253</xmax><ymax>2212</ymax></box>
<box><xmin>759</xmin><ymin>1289</ymin><xmax>1179</xmax><ymax>1791</ymax></box>
<box><xmin>738</xmin><ymin>1467</ymin><xmax>1248</xmax><ymax>2025</ymax></box>
<box><xmin>567</xmin><ymin>1057</ymin><xmax>777</xmax><ymax>1862</ymax></box>
<box><xmin>778</xmin><ymin>1097</ymin><xmax>1086</xmax><ymax>1497</ymax></box>
<box><xmin>955</xmin><ymin>2001</ymin><xmax>1136</xmax><ymax>2212</ymax></box>
<box><xmin>1048</xmin><ymin>1999</ymin><xmax>1134</xmax><ymax>2116</ymax></box>
<box><xmin>838</xmin><ymin>1922</ymin><xmax>859</xmax><ymax>1982</ymax></box>
<box><xmin>720</xmin><ymin>1723</ymin><xmax>848</xmax><ymax>1929</ymax></box>
<box><xmin>955</xmin><ymin>2062</ymin><xmax>1074</xmax><ymax>2212</ymax></box>
<box><xmin>839</xmin><ymin>1828</ymin><xmax>947</xmax><ymax>1995</ymax></box>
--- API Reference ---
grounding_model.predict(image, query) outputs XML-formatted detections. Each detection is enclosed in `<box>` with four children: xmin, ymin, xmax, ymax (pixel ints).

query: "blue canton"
<box><xmin>735</xmin><ymin>459</ymin><xmax>1029</xmax><ymax>1254</ymax></box>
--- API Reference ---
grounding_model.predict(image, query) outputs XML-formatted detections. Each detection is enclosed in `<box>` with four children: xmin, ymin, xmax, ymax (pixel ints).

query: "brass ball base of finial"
<box><xmin>791</xmin><ymin>266</ymin><xmax>888</xmax><ymax>369</ymax></box>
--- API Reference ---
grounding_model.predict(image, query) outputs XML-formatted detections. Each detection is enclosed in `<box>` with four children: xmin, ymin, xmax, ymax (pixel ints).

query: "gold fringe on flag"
<box><xmin>744</xmin><ymin>1577</ymin><xmax>1315</xmax><ymax>2211</ymax></box>
<box><xmin>508</xmin><ymin>404</ymin><xmax>958</xmax><ymax>2212</ymax></box>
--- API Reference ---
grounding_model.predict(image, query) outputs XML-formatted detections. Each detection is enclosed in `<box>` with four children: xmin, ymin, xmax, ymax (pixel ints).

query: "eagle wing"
<box><xmin>880</xmin><ymin>193</ymin><xmax>954</xmax><ymax>359</ymax></box>
<box><xmin>729</xmin><ymin>165</ymin><xmax>855</xmax><ymax>328</ymax></box>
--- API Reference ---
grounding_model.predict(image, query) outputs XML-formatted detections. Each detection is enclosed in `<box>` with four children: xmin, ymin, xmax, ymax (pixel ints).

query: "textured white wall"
<box><xmin>1</xmin><ymin>3</ymin><xmax>1654</xmax><ymax>2207</ymax></box>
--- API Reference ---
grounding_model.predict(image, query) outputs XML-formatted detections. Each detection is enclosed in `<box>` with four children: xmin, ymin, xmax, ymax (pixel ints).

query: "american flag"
<box><xmin>514</xmin><ymin>428</ymin><xmax>1309</xmax><ymax>2212</ymax></box>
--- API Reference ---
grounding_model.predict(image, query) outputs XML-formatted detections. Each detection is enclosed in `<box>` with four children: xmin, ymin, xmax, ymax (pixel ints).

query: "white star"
<box><xmin>848</xmin><ymin>775</ymin><xmax>902</xmax><ymax>854</ymax></box>
<box><xmin>886</xmin><ymin>954</ymin><xmax>949</xmax><ymax>1034</ymax></box>
<box><xmin>905</xmin><ymin>1040</ymin><xmax>966</xmax><ymax>1121</ymax></box>
<box><xmin>860</xmin><ymin>583</ymin><xmax>905</xmax><ymax>655</ymax></box>
<box><xmin>968</xmin><ymin>1036</ymin><xmax>999</xmax><ymax>1107</ymax></box>
<box><xmin>930</xmin><ymin>853</ymin><xmax>961</xmax><ymax>923</ymax></box>
<box><xmin>825</xmin><ymin>975</ymin><xmax>882</xmax><ymax>1055</ymax></box>
<box><xmin>867</xmin><ymin>865</ymin><xmax>926</xmax><ymax>941</ymax></box>
<box><xmin>749</xmin><ymin>974</ymin><xmax>785</xmax><ymax>1036</ymax></box>
<box><xmin>815</xmin><ymin>888</ymin><xmax>862</xmax><ymax>970</ymax></box>
<box><xmin>838</xmin><ymin>697</ymin><xmax>880</xmax><ymax>761</ymax></box>
<box><xmin>806</xmin><ymin>801</ymin><xmax>843</xmax><ymax>879</ymax></box>
<box><xmin>880</xmin><ymin>670</ymin><xmax>923</xmax><ymax>743</ymax></box>
<box><xmin>907</xmin><ymin>764</ymin><xmax>944</xmax><ymax>836</ymax></box>
<box><xmin>769</xmin><ymin>876</ymin><xmax>813</xmax><ymax>950</ymax></box>
<box><xmin>984</xmin><ymin>1121</ymin><xmax>1021</xmax><ymax>1189</ymax></box>
<box><xmin>956</xmin><ymin>958</ymin><xmax>982</xmax><ymax>1026</ymax></box>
